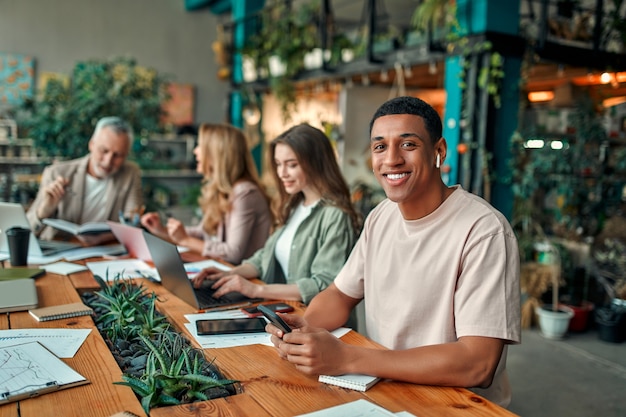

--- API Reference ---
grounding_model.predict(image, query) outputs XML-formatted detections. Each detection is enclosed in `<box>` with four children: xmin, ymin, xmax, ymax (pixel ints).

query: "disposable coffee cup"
<box><xmin>6</xmin><ymin>226</ymin><xmax>30</xmax><ymax>266</ymax></box>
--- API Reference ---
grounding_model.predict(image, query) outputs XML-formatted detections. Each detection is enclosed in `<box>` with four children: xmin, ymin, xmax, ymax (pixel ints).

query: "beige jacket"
<box><xmin>27</xmin><ymin>155</ymin><xmax>143</xmax><ymax>240</ymax></box>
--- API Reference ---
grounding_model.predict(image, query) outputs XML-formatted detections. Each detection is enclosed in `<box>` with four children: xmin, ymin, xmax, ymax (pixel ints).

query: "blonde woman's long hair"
<box><xmin>197</xmin><ymin>123</ymin><xmax>268</xmax><ymax>234</ymax></box>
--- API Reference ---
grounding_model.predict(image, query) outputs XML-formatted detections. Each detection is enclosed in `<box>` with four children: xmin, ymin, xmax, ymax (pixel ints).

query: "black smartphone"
<box><xmin>257</xmin><ymin>304</ymin><xmax>292</xmax><ymax>334</ymax></box>
<box><xmin>241</xmin><ymin>302</ymin><xmax>294</xmax><ymax>318</ymax></box>
<box><xmin>195</xmin><ymin>317</ymin><xmax>268</xmax><ymax>335</ymax></box>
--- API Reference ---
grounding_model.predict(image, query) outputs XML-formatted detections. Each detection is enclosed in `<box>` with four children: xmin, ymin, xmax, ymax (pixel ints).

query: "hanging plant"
<box><xmin>242</xmin><ymin>0</ymin><xmax>321</xmax><ymax>120</ymax></box>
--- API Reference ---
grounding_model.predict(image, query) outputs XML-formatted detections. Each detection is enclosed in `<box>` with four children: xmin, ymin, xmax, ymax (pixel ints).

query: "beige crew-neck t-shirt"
<box><xmin>334</xmin><ymin>186</ymin><xmax>521</xmax><ymax>407</ymax></box>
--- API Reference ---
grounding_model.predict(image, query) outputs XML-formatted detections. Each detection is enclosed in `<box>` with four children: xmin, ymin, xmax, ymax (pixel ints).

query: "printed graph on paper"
<box><xmin>0</xmin><ymin>342</ymin><xmax>86</xmax><ymax>399</ymax></box>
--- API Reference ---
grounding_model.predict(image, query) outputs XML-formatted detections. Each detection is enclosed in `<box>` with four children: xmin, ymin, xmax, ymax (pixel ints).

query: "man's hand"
<box><xmin>37</xmin><ymin>176</ymin><xmax>69</xmax><ymax>219</ymax></box>
<box><xmin>76</xmin><ymin>232</ymin><xmax>116</xmax><ymax>247</ymax></box>
<box><xmin>267</xmin><ymin>314</ymin><xmax>348</xmax><ymax>375</ymax></box>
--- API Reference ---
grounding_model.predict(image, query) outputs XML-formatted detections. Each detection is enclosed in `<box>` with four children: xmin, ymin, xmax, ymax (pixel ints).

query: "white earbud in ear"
<box><xmin>436</xmin><ymin>154</ymin><xmax>441</xmax><ymax>168</ymax></box>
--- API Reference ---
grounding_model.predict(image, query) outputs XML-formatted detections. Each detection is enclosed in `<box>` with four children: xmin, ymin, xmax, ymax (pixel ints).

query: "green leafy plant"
<box><xmin>242</xmin><ymin>0</ymin><xmax>320</xmax><ymax>120</ymax></box>
<box><xmin>91</xmin><ymin>272</ymin><xmax>170</xmax><ymax>340</ymax></box>
<box><xmin>84</xmin><ymin>272</ymin><xmax>238</xmax><ymax>413</ymax></box>
<box><xmin>115</xmin><ymin>333</ymin><xmax>237</xmax><ymax>414</ymax></box>
<box><xmin>509</xmin><ymin>97</ymin><xmax>611</xmax><ymax>240</ymax></box>
<box><xmin>16</xmin><ymin>56</ymin><xmax>170</xmax><ymax>162</ymax></box>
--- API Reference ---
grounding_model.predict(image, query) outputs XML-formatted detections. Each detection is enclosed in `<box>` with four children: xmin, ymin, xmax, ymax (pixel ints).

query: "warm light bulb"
<box><xmin>600</xmin><ymin>72</ymin><xmax>612</xmax><ymax>84</ymax></box>
<box><xmin>528</xmin><ymin>91</ymin><xmax>554</xmax><ymax>102</ymax></box>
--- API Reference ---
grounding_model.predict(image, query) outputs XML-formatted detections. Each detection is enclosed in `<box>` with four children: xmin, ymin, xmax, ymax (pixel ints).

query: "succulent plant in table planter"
<box><xmin>82</xmin><ymin>272</ymin><xmax>239</xmax><ymax>413</ymax></box>
<box><xmin>116</xmin><ymin>333</ymin><xmax>237</xmax><ymax>414</ymax></box>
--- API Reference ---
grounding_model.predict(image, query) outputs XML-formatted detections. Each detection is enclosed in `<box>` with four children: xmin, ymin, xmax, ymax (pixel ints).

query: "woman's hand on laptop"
<box><xmin>210</xmin><ymin>274</ymin><xmax>260</xmax><ymax>299</ymax></box>
<box><xmin>191</xmin><ymin>267</ymin><xmax>226</xmax><ymax>288</ymax></box>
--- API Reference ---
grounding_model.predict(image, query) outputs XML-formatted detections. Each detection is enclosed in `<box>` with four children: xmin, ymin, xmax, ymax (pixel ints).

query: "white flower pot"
<box><xmin>304</xmin><ymin>48</ymin><xmax>324</xmax><ymax>69</ymax></box>
<box><xmin>268</xmin><ymin>55</ymin><xmax>286</xmax><ymax>77</ymax></box>
<box><xmin>242</xmin><ymin>56</ymin><xmax>257</xmax><ymax>82</ymax></box>
<box><xmin>536</xmin><ymin>305</ymin><xmax>574</xmax><ymax>340</ymax></box>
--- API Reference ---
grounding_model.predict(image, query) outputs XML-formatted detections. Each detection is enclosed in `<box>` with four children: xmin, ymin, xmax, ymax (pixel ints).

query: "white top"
<box><xmin>334</xmin><ymin>186</ymin><xmax>521</xmax><ymax>407</ymax></box>
<box><xmin>80</xmin><ymin>174</ymin><xmax>108</xmax><ymax>223</ymax></box>
<box><xmin>275</xmin><ymin>201</ymin><xmax>317</xmax><ymax>278</ymax></box>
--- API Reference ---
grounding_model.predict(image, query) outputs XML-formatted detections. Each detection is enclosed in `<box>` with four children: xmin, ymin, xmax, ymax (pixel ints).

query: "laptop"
<box><xmin>0</xmin><ymin>202</ymin><xmax>79</xmax><ymax>257</ymax></box>
<box><xmin>143</xmin><ymin>231</ymin><xmax>262</xmax><ymax>310</ymax></box>
<box><xmin>0</xmin><ymin>278</ymin><xmax>38</xmax><ymax>313</ymax></box>
<box><xmin>107</xmin><ymin>221</ymin><xmax>152</xmax><ymax>261</ymax></box>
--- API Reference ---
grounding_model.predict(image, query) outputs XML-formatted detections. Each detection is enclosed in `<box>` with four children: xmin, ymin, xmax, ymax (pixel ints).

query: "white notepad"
<box><xmin>318</xmin><ymin>373</ymin><xmax>380</xmax><ymax>391</ymax></box>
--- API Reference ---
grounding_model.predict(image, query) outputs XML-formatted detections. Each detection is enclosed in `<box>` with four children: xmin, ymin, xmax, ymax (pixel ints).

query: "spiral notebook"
<box><xmin>318</xmin><ymin>373</ymin><xmax>380</xmax><ymax>391</ymax></box>
<box><xmin>29</xmin><ymin>302</ymin><xmax>94</xmax><ymax>322</ymax></box>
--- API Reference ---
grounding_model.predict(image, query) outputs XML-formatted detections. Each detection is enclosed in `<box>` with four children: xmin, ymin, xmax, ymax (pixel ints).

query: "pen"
<box><xmin>135</xmin><ymin>269</ymin><xmax>158</xmax><ymax>282</ymax></box>
<box><xmin>200</xmin><ymin>302</ymin><xmax>252</xmax><ymax>313</ymax></box>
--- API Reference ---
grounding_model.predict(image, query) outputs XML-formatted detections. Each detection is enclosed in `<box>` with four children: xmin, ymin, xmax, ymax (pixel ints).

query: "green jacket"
<box><xmin>243</xmin><ymin>201</ymin><xmax>357</xmax><ymax>304</ymax></box>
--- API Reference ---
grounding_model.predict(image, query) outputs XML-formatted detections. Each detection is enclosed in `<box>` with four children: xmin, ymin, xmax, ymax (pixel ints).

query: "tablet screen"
<box><xmin>195</xmin><ymin>317</ymin><xmax>267</xmax><ymax>335</ymax></box>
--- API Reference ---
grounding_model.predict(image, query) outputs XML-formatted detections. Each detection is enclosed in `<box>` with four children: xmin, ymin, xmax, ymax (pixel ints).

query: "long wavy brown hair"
<box><xmin>197</xmin><ymin>123</ymin><xmax>270</xmax><ymax>234</ymax></box>
<box><xmin>267</xmin><ymin>124</ymin><xmax>361</xmax><ymax>232</ymax></box>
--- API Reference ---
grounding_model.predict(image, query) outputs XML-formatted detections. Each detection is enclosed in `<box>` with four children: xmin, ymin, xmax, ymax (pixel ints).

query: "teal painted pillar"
<box><xmin>442</xmin><ymin>0</ymin><xmax>521</xmax><ymax>219</ymax></box>
<box><xmin>492</xmin><ymin>56</ymin><xmax>521</xmax><ymax>219</ymax></box>
<box><xmin>231</xmin><ymin>0</ymin><xmax>264</xmax><ymax>170</ymax></box>
<box><xmin>442</xmin><ymin>56</ymin><xmax>462</xmax><ymax>186</ymax></box>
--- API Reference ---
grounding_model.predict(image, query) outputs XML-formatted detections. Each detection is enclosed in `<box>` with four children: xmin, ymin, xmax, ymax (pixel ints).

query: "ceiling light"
<box><xmin>601</xmin><ymin>72</ymin><xmax>612</xmax><ymax>84</ymax></box>
<box><xmin>524</xmin><ymin>139</ymin><xmax>545</xmax><ymax>149</ymax></box>
<box><xmin>603</xmin><ymin>96</ymin><xmax>626</xmax><ymax>107</ymax></box>
<box><xmin>528</xmin><ymin>91</ymin><xmax>555</xmax><ymax>102</ymax></box>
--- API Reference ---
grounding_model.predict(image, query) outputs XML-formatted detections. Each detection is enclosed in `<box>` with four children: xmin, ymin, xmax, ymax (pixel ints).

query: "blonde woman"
<box><xmin>141</xmin><ymin>123</ymin><xmax>272</xmax><ymax>264</ymax></box>
<box><xmin>192</xmin><ymin>124</ymin><xmax>360</xmax><ymax>305</ymax></box>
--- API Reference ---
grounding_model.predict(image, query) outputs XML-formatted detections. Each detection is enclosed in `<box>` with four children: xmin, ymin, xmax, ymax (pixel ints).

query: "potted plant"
<box><xmin>242</xmin><ymin>0</ymin><xmax>320</xmax><ymax>120</ymax></box>
<box><xmin>533</xmin><ymin>240</ymin><xmax>576</xmax><ymax>339</ymax></box>
<box><xmin>82</xmin><ymin>273</ymin><xmax>239</xmax><ymax>414</ymax></box>
<box><xmin>591</xmin><ymin>237</ymin><xmax>626</xmax><ymax>342</ymax></box>
<box><xmin>16</xmin><ymin>56</ymin><xmax>169</xmax><ymax>161</ymax></box>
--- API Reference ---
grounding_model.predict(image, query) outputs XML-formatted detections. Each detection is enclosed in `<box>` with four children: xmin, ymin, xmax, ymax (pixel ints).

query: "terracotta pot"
<box><xmin>563</xmin><ymin>301</ymin><xmax>595</xmax><ymax>332</ymax></box>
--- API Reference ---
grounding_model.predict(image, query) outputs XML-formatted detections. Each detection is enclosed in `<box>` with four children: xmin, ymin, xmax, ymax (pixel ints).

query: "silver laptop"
<box><xmin>143</xmin><ymin>231</ymin><xmax>262</xmax><ymax>310</ymax></box>
<box><xmin>0</xmin><ymin>278</ymin><xmax>38</xmax><ymax>313</ymax></box>
<box><xmin>0</xmin><ymin>202</ymin><xmax>79</xmax><ymax>256</ymax></box>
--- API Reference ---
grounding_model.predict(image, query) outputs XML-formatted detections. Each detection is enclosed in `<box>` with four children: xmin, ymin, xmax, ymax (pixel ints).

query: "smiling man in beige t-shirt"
<box><xmin>266</xmin><ymin>96</ymin><xmax>521</xmax><ymax>408</ymax></box>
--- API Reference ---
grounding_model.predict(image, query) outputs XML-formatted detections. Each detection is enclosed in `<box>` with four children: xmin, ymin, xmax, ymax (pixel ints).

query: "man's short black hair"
<box><xmin>369</xmin><ymin>96</ymin><xmax>443</xmax><ymax>143</ymax></box>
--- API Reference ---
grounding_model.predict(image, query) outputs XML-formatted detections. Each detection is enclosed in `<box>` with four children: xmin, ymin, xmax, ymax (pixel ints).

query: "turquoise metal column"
<box><xmin>442</xmin><ymin>0</ymin><xmax>521</xmax><ymax>219</ymax></box>
<box><xmin>442</xmin><ymin>56</ymin><xmax>462</xmax><ymax>187</ymax></box>
<box><xmin>231</xmin><ymin>0</ymin><xmax>264</xmax><ymax>170</ymax></box>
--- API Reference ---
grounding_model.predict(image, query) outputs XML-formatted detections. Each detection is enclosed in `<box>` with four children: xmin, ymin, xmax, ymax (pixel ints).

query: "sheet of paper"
<box><xmin>184</xmin><ymin>259</ymin><xmax>232</xmax><ymax>278</ymax></box>
<box><xmin>86</xmin><ymin>258</ymin><xmax>154</xmax><ymax>280</ymax></box>
<box><xmin>42</xmin><ymin>261</ymin><xmax>88</xmax><ymax>275</ymax></box>
<box><xmin>296</xmin><ymin>399</ymin><xmax>399</xmax><ymax>417</ymax></box>
<box><xmin>62</xmin><ymin>244</ymin><xmax>126</xmax><ymax>261</ymax></box>
<box><xmin>0</xmin><ymin>328</ymin><xmax>91</xmax><ymax>358</ymax></box>
<box><xmin>16</xmin><ymin>244</ymin><xmax>127</xmax><ymax>265</ymax></box>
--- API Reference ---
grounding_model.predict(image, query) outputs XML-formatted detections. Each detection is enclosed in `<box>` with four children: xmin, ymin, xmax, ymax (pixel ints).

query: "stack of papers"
<box><xmin>86</xmin><ymin>259</ymin><xmax>157</xmax><ymax>281</ymax></box>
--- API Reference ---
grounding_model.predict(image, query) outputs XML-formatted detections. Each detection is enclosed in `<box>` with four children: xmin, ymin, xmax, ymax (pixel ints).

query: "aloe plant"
<box><xmin>115</xmin><ymin>333</ymin><xmax>237</xmax><ymax>413</ymax></box>
<box><xmin>85</xmin><ymin>270</ymin><xmax>238</xmax><ymax>413</ymax></box>
<box><xmin>91</xmin><ymin>272</ymin><xmax>169</xmax><ymax>340</ymax></box>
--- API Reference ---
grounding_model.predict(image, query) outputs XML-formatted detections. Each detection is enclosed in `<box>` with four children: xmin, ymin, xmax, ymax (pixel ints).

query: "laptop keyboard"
<box><xmin>194</xmin><ymin>288</ymin><xmax>234</xmax><ymax>307</ymax></box>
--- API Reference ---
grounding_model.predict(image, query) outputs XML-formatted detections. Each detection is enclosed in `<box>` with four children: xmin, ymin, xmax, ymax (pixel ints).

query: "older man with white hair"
<box><xmin>27</xmin><ymin>116</ymin><xmax>143</xmax><ymax>245</ymax></box>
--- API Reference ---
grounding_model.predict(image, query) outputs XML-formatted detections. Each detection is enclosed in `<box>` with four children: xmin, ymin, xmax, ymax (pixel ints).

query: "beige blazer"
<box><xmin>27</xmin><ymin>155</ymin><xmax>143</xmax><ymax>240</ymax></box>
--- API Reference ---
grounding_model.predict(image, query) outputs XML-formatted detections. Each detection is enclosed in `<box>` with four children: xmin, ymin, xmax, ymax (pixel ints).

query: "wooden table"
<box><xmin>0</xmin><ymin>272</ymin><xmax>146</xmax><ymax>417</ymax></box>
<box><xmin>2</xmin><ymin>260</ymin><xmax>517</xmax><ymax>417</ymax></box>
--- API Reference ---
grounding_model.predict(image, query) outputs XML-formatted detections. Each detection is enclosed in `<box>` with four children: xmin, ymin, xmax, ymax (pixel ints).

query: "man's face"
<box><xmin>88</xmin><ymin>126</ymin><xmax>130</xmax><ymax>179</ymax></box>
<box><xmin>370</xmin><ymin>113</ymin><xmax>442</xmax><ymax>217</ymax></box>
